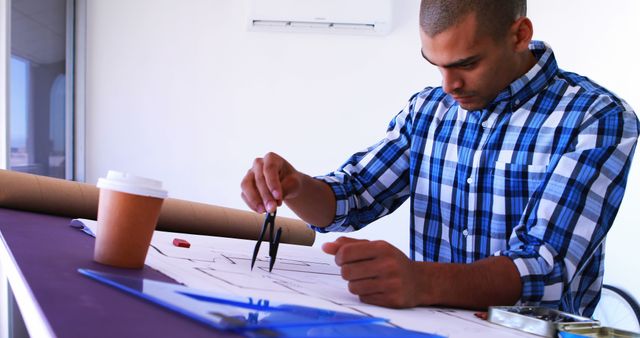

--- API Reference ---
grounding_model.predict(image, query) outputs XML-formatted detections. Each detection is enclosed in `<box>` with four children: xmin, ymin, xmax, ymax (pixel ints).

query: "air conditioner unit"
<box><xmin>248</xmin><ymin>0</ymin><xmax>393</xmax><ymax>35</ymax></box>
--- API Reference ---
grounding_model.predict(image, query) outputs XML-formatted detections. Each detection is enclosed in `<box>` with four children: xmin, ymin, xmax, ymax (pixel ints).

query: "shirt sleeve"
<box><xmin>308</xmin><ymin>93</ymin><xmax>420</xmax><ymax>233</ymax></box>
<box><xmin>498</xmin><ymin>97</ymin><xmax>640</xmax><ymax>309</ymax></box>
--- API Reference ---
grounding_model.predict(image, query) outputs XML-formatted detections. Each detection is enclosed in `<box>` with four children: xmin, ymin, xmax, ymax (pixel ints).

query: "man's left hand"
<box><xmin>322</xmin><ymin>237</ymin><xmax>424</xmax><ymax>308</ymax></box>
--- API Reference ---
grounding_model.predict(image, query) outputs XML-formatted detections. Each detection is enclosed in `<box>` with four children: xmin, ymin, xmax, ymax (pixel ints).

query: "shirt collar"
<box><xmin>488</xmin><ymin>40</ymin><xmax>559</xmax><ymax>111</ymax></box>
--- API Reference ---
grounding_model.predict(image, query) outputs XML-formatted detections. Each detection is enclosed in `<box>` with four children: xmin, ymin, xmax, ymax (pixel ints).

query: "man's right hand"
<box><xmin>240</xmin><ymin>152</ymin><xmax>304</xmax><ymax>214</ymax></box>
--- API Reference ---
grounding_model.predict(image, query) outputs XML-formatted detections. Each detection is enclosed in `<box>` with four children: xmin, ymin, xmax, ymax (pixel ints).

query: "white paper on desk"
<box><xmin>76</xmin><ymin>219</ymin><xmax>533</xmax><ymax>337</ymax></box>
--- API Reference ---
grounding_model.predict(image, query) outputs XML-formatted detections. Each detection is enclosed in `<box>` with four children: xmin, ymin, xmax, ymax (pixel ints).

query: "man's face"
<box><xmin>421</xmin><ymin>13</ymin><xmax>517</xmax><ymax>111</ymax></box>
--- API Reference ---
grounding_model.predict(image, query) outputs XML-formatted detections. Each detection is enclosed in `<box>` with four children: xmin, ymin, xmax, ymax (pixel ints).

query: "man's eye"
<box><xmin>458</xmin><ymin>63</ymin><xmax>475</xmax><ymax>69</ymax></box>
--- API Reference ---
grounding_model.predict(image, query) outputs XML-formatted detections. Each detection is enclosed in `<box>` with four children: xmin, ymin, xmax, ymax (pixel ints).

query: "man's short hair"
<box><xmin>420</xmin><ymin>0</ymin><xmax>527</xmax><ymax>40</ymax></box>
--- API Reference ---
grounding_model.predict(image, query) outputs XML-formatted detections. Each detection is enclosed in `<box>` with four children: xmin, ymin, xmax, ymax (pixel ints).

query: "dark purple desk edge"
<box><xmin>0</xmin><ymin>208</ymin><xmax>241</xmax><ymax>338</ymax></box>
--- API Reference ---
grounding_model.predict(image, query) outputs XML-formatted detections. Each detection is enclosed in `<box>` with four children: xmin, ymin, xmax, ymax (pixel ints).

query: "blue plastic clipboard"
<box><xmin>78</xmin><ymin>269</ymin><xmax>384</xmax><ymax>330</ymax></box>
<box><xmin>78</xmin><ymin>269</ymin><xmax>444</xmax><ymax>337</ymax></box>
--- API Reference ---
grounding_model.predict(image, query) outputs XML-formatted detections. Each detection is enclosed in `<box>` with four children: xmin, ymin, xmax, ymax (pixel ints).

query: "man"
<box><xmin>240</xmin><ymin>0</ymin><xmax>639</xmax><ymax>316</ymax></box>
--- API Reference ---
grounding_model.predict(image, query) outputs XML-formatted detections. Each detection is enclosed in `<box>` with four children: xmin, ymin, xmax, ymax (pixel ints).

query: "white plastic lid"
<box><xmin>97</xmin><ymin>170</ymin><xmax>168</xmax><ymax>199</ymax></box>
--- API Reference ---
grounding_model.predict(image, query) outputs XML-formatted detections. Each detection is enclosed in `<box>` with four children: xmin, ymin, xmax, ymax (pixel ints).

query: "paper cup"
<box><xmin>94</xmin><ymin>171</ymin><xmax>167</xmax><ymax>268</ymax></box>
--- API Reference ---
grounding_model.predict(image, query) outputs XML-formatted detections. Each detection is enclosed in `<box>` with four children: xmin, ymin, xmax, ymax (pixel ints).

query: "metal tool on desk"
<box><xmin>488</xmin><ymin>306</ymin><xmax>640</xmax><ymax>337</ymax></box>
<box><xmin>251</xmin><ymin>210</ymin><xmax>282</xmax><ymax>272</ymax></box>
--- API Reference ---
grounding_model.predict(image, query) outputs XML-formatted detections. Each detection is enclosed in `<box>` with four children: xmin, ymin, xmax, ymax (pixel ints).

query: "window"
<box><xmin>9</xmin><ymin>0</ymin><xmax>74</xmax><ymax>179</ymax></box>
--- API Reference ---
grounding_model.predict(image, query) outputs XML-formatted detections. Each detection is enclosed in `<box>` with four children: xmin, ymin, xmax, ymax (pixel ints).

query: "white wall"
<box><xmin>85</xmin><ymin>0</ymin><xmax>640</xmax><ymax>300</ymax></box>
<box><xmin>85</xmin><ymin>0</ymin><xmax>427</xmax><ymax>252</ymax></box>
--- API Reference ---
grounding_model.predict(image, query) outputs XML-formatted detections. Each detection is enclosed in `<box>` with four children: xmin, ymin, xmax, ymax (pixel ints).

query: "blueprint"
<box><xmin>77</xmin><ymin>219</ymin><xmax>533</xmax><ymax>337</ymax></box>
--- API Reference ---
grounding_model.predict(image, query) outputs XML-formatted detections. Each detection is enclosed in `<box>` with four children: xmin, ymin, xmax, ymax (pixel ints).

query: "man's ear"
<box><xmin>510</xmin><ymin>17</ymin><xmax>533</xmax><ymax>52</ymax></box>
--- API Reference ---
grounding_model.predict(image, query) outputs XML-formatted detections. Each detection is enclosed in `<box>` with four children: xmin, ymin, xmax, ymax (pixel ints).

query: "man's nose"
<box><xmin>441</xmin><ymin>70</ymin><xmax>463</xmax><ymax>95</ymax></box>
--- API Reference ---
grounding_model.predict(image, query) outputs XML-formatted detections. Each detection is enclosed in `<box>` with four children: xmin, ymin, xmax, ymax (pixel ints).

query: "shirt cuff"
<box><xmin>497</xmin><ymin>243</ymin><xmax>564</xmax><ymax>305</ymax></box>
<box><xmin>307</xmin><ymin>175</ymin><xmax>353</xmax><ymax>233</ymax></box>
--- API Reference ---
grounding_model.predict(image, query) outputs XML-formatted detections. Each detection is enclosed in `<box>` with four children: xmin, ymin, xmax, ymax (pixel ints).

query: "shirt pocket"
<box><xmin>487</xmin><ymin>161</ymin><xmax>548</xmax><ymax>250</ymax></box>
<box><xmin>494</xmin><ymin>161</ymin><xmax>548</xmax><ymax>184</ymax></box>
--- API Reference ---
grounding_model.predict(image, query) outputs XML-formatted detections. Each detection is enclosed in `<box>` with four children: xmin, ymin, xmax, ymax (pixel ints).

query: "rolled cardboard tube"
<box><xmin>0</xmin><ymin>169</ymin><xmax>315</xmax><ymax>246</ymax></box>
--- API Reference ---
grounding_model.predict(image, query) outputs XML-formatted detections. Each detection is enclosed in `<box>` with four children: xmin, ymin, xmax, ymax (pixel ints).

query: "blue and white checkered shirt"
<box><xmin>311</xmin><ymin>41</ymin><xmax>639</xmax><ymax>316</ymax></box>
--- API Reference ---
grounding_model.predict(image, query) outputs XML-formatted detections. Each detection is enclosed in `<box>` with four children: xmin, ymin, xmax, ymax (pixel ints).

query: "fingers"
<box><xmin>321</xmin><ymin>237</ymin><xmax>367</xmax><ymax>255</ymax></box>
<box><xmin>251</xmin><ymin>158</ymin><xmax>277</xmax><ymax>212</ymax></box>
<box><xmin>329</xmin><ymin>240</ymin><xmax>417</xmax><ymax>308</ymax></box>
<box><xmin>321</xmin><ymin>242</ymin><xmax>340</xmax><ymax>255</ymax></box>
<box><xmin>240</xmin><ymin>152</ymin><xmax>298</xmax><ymax>214</ymax></box>
<box><xmin>348</xmin><ymin>278</ymin><xmax>385</xmax><ymax>297</ymax></box>
<box><xmin>240</xmin><ymin>154</ymin><xmax>279</xmax><ymax>213</ymax></box>
<box><xmin>334</xmin><ymin>239</ymin><xmax>379</xmax><ymax>266</ymax></box>
<box><xmin>344</xmin><ymin>263</ymin><xmax>416</xmax><ymax>309</ymax></box>
<box><xmin>341</xmin><ymin>258</ymin><xmax>380</xmax><ymax>281</ymax></box>
<box><xmin>240</xmin><ymin>170</ymin><xmax>264</xmax><ymax>213</ymax></box>
<box><xmin>262</xmin><ymin>152</ymin><xmax>284</xmax><ymax>204</ymax></box>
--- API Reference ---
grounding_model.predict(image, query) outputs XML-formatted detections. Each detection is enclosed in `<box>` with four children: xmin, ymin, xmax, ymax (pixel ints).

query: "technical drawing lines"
<box><xmin>209</xmin><ymin>250</ymin><xmax>334</xmax><ymax>269</ymax></box>
<box><xmin>257</xmin><ymin>266</ymin><xmax>341</xmax><ymax>276</ymax></box>
<box><xmin>194</xmin><ymin>266</ymin><xmax>296</xmax><ymax>293</ymax></box>
<box><xmin>150</xmin><ymin>243</ymin><xmax>335</xmax><ymax>270</ymax></box>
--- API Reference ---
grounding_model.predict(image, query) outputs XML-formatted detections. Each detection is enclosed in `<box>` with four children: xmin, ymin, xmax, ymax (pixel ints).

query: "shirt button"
<box><xmin>463</xmin><ymin>229</ymin><xmax>469</xmax><ymax>236</ymax></box>
<box><xmin>466</xmin><ymin>177</ymin><xmax>473</xmax><ymax>184</ymax></box>
<box><xmin>481</xmin><ymin>121</ymin><xmax>488</xmax><ymax>129</ymax></box>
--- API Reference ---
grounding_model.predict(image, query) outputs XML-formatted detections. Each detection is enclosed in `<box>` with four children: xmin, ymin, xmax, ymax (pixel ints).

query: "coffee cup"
<box><xmin>94</xmin><ymin>171</ymin><xmax>168</xmax><ymax>268</ymax></box>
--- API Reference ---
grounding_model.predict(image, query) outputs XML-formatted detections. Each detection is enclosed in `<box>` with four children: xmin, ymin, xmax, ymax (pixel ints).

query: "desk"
<box><xmin>0</xmin><ymin>208</ymin><xmax>239</xmax><ymax>338</ymax></box>
<box><xmin>0</xmin><ymin>207</ymin><xmax>533</xmax><ymax>338</ymax></box>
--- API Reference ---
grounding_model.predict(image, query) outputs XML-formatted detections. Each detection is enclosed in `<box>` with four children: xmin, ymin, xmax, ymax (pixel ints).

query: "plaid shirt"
<box><xmin>311</xmin><ymin>41</ymin><xmax>639</xmax><ymax>316</ymax></box>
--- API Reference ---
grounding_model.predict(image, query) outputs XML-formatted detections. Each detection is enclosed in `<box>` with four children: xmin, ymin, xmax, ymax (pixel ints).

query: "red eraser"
<box><xmin>172</xmin><ymin>238</ymin><xmax>191</xmax><ymax>248</ymax></box>
<box><xmin>474</xmin><ymin>312</ymin><xmax>488</xmax><ymax>320</ymax></box>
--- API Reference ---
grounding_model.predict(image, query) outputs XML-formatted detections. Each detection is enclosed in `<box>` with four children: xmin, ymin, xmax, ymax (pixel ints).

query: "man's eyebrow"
<box><xmin>420</xmin><ymin>49</ymin><xmax>481</xmax><ymax>68</ymax></box>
